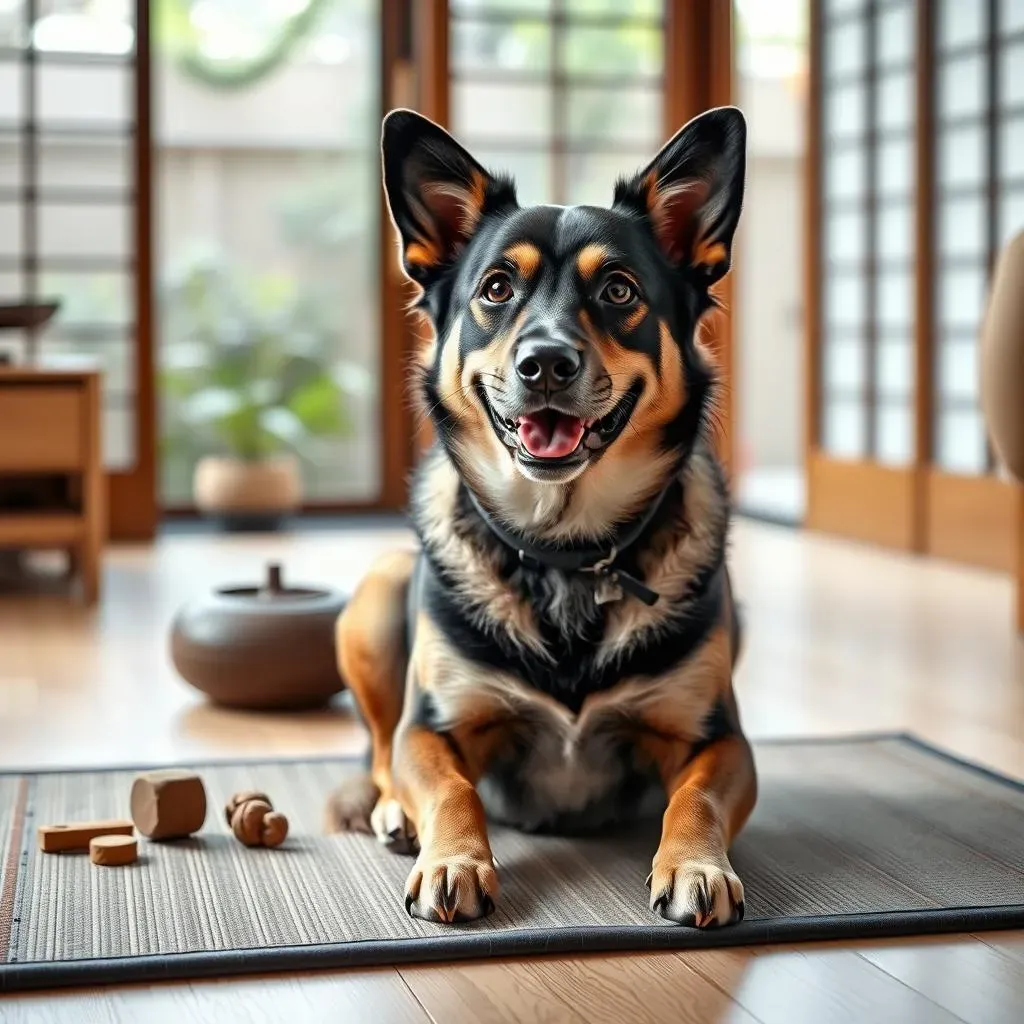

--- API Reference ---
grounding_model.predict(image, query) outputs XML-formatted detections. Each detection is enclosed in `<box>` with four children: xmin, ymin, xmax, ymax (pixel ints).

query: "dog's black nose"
<box><xmin>514</xmin><ymin>340</ymin><xmax>582</xmax><ymax>392</ymax></box>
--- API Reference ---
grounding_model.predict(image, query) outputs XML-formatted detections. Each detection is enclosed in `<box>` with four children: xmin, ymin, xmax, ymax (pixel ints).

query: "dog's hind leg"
<box><xmin>324</xmin><ymin>548</ymin><xmax>418</xmax><ymax>853</ymax></box>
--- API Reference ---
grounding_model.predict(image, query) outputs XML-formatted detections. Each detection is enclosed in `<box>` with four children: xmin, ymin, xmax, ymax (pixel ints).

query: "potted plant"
<box><xmin>161</xmin><ymin>252</ymin><xmax>357</xmax><ymax>529</ymax></box>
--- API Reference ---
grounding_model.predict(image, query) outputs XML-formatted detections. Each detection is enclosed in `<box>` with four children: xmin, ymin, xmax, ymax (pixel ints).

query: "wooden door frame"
<box><xmin>666</xmin><ymin>0</ymin><xmax>736</xmax><ymax>472</ymax></box>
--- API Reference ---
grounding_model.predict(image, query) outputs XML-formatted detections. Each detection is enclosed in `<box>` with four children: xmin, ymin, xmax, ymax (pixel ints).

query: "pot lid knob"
<box><xmin>264</xmin><ymin>563</ymin><xmax>284</xmax><ymax>595</ymax></box>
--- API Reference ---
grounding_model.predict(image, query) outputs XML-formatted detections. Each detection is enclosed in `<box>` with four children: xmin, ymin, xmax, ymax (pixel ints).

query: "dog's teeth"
<box><xmin>585</xmin><ymin>432</ymin><xmax>604</xmax><ymax>450</ymax></box>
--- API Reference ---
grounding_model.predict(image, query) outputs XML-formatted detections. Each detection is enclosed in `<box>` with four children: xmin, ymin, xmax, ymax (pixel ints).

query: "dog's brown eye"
<box><xmin>481</xmin><ymin>272</ymin><xmax>514</xmax><ymax>304</ymax></box>
<box><xmin>601</xmin><ymin>275</ymin><xmax>638</xmax><ymax>306</ymax></box>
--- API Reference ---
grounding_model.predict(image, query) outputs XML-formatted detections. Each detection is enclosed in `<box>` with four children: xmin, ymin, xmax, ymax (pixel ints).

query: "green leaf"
<box><xmin>287</xmin><ymin>374</ymin><xmax>347</xmax><ymax>436</ymax></box>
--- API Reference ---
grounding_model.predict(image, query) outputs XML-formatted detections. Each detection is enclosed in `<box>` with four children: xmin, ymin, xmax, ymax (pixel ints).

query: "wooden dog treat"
<box><xmin>38</xmin><ymin>820</ymin><xmax>133</xmax><ymax>854</ymax></box>
<box><xmin>225</xmin><ymin>792</ymin><xmax>289</xmax><ymax>848</ymax></box>
<box><xmin>130</xmin><ymin>770</ymin><xmax>207</xmax><ymax>840</ymax></box>
<box><xmin>90</xmin><ymin>835</ymin><xmax>138</xmax><ymax>867</ymax></box>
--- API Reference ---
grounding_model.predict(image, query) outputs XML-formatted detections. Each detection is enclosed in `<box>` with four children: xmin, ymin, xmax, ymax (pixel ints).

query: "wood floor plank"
<box><xmin>680</xmin><ymin>946</ymin><xmax>965</xmax><ymax>1024</ymax></box>
<box><xmin>0</xmin><ymin>968</ymin><xmax>431</xmax><ymax>1024</ymax></box>
<box><xmin>855</xmin><ymin>935</ymin><xmax>1024</xmax><ymax>1024</ymax></box>
<box><xmin>399</xmin><ymin>952</ymin><xmax>760</xmax><ymax>1024</ymax></box>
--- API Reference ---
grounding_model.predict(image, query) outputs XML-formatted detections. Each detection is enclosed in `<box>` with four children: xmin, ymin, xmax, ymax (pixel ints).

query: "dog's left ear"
<box><xmin>615</xmin><ymin>106</ymin><xmax>746</xmax><ymax>286</ymax></box>
<box><xmin>382</xmin><ymin>109</ymin><xmax>516</xmax><ymax>286</ymax></box>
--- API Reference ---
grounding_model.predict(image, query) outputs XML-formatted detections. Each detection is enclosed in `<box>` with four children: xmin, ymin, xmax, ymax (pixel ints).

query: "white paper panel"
<box><xmin>824</xmin><ymin>336</ymin><xmax>866</xmax><ymax>392</ymax></box>
<box><xmin>875</xmin><ymin>3</ymin><xmax>914</xmax><ymax>68</ymax></box>
<box><xmin>999</xmin><ymin>190</ymin><xmax>1024</xmax><ymax>247</ymax></box>
<box><xmin>452</xmin><ymin>83</ymin><xmax>552</xmax><ymax>142</ymax></box>
<box><xmin>38</xmin><ymin>138</ymin><xmax>130</xmax><ymax>189</ymax></box>
<box><xmin>877</xmin><ymin>336</ymin><xmax>913</xmax><ymax>399</ymax></box>
<box><xmin>875</xmin><ymin>136</ymin><xmax>913</xmax><ymax>197</ymax></box>
<box><xmin>825</xmin><ymin>83</ymin><xmax>867</xmax><ymax>140</ymax></box>
<box><xmin>939</xmin><ymin>193</ymin><xmax>987</xmax><ymax>256</ymax></box>
<box><xmin>938</xmin><ymin>338</ymin><xmax>980</xmax><ymax>402</ymax></box>
<box><xmin>0</xmin><ymin>60</ymin><xmax>21</xmax><ymax>121</ymax></box>
<box><xmin>939</xmin><ymin>53</ymin><xmax>987</xmax><ymax>120</ymax></box>
<box><xmin>876</xmin><ymin>404</ymin><xmax>914</xmax><ymax>465</ymax></box>
<box><xmin>103</xmin><ymin>406</ymin><xmax>135</xmax><ymax>470</ymax></box>
<box><xmin>936</xmin><ymin>408</ymin><xmax>987</xmax><ymax>474</ymax></box>
<box><xmin>823</xmin><ymin>399</ymin><xmax>867</xmax><ymax>459</ymax></box>
<box><xmin>38</xmin><ymin>203</ymin><xmax>129</xmax><ymax>259</ymax></box>
<box><xmin>938</xmin><ymin>124</ymin><xmax>986</xmax><ymax>188</ymax></box>
<box><xmin>876</xmin><ymin>202</ymin><xmax>912</xmax><ymax>261</ymax></box>
<box><xmin>826</xmin><ymin>273</ymin><xmax>867</xmax><ymax>330</ymax></box>
<box><xmin>999</xmin><ymin>117</ymin><xmax>1024</xmax><ymax>180</ymax></box>
<box><xmin>826</xmin><ymin>145</ymin><xmax>867</xmax><ymax>200</ymax></box>
<box><xmin>826</xmin><ymin>18</ymin><xmax>867</xmax><ymax>79</ymax></box>
<box><xmin>876</xmin><ymin>71</ymin><xmax>914</xmax><ymax>131</ymax></box>
<box><xmin>938</xmin><ymin>0</ymin><xmax>988</xmax><ymax>51</ymax></box>
<box><xmin>826</xmin><ymin>209</ymin><xmax>866</xmax><ymax>263</ymax></box>
<box><xmin>0</xmin><ymin>132</ymin><xmax>20</xmax><ymax>189</ymax></box>
<box><xmin>938</xmin><ymin>267</ymin><xmax>987</xmax><ymax>331</ymax></box>
<box><xmin>877</xmin><ymin>270</ymin><xmax>912</xmax><ymax>328</ymax></box>
<box><xmin>37</xmin><ymin>64</ymin><xmax>130</xmax><ymax>126</ymax></box>
<box><xmin>1001</xmin><ymin>42</ymin><xmax>1024</xmax><ymax>108</ymax></box>
<box><xmin>1001</xmin><ymin>0</ymin><xmax>1024</xmax><ymax>33</ymax></box>
<box><xmin>0</xmin><ymin>270</ymin><xmax>22</xmax><ymax>301</ymax></box>
<box><xmin>0</xmin><ymin>202</ymin><xmax>22</xmax><ymax>257</ymax></box>
<box><xmin>826</xmin><ymin>0</ymin><xmax>867</xmax><ymax>14</ymax></box>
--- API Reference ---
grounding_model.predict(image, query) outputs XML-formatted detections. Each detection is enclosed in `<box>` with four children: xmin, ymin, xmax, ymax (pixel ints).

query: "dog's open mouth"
<box><xmin>516</xmin><ymin>410</ymin><xmax>588</xmax><ymax>459</ymax></box>
<box><xmin>478</xmin><ymin>380</ymin><xmax>642</xmax><ymax>465</ymax></box>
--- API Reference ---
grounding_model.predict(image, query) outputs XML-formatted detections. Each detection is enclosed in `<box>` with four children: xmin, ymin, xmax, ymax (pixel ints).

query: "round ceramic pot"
<box><xmin>171</xmin><ymin>563</ymin><xmax>347</xmax><ymax>710</ymax></box>
<box><xmin>193</xmin><ymin>455</ymin><xmax>302</xmax><ymax>529</ymax></box>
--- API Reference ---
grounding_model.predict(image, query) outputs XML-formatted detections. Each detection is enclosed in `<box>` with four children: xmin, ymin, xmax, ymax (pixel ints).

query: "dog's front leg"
<box><xmin>648</xmin><ymin>731</ymin><xmax>756</xmax><ymax>928</ymax></box>
<box><xmin>393</xmin><ymin>722</ymin><xmax>498</xmax><ymax>923</ymax></box>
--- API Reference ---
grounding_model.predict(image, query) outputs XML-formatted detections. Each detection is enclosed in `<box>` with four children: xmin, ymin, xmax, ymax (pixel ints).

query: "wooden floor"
<box><xmin>1</xmin><ymin>519</ymin><xmax>1023</xmax><ymax>1022</ymax></box>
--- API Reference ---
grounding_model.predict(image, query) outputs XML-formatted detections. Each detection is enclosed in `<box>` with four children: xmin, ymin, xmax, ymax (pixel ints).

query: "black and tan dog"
<box><xmin>326</xmin><ymin>106</ymin><xmax>755</xmax><ymax>928</ymax></box>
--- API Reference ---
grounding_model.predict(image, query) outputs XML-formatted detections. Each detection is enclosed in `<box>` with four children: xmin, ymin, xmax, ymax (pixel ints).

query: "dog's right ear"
<box><xmin>382</xmin><ymin>109</ymin><xmax>517</xmax><ymax>286</ymax></box>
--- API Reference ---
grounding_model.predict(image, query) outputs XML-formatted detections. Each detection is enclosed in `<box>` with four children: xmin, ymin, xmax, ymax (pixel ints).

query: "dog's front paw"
<box><xmin>647</xmin><ymin>856</ymin><xmax>744</xmax><ymax>928</ymax></box>
<box><xmin>405</xmin><ymin>850</ymin><xmax>498</xmax><ymax>923</ymax></box>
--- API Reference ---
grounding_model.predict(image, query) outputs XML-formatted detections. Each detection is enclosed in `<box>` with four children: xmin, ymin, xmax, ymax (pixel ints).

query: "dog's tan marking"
<box><xmin>623</xmin><ymin>303</ymin><xmax>649</xmax><ymax>332</ymax></box>
<box><xmin>326</xmin><ymin>548</ymin><xmax>417</xmax><ymax>837</ymax></box>
<box><xmin>406</xmin><ymin>240</ymin><xmax>441</xmax><ymax>269</ymax></box>
<box><xmin>398</xmin><ymin>612</ymin><xmax>499</xmax><ymax>922</ymax></box>
<box><xmin>469</xmin><ymin>297</ymin><xmax>492</xmax><ymax>332</ymax></box>
<box><xmin>504</xmin><ymin>242</ymin><xmax>542</xmax><ymax>279</ymax></box>
<box><xmin>577</xmin><ymin>244</ymin><xmax>609</xmax><ymax>281</ymax></box>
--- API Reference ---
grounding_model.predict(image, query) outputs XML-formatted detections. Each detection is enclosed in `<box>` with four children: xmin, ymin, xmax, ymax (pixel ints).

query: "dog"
<box><xmin>325</xmin><ymin>105</ymin><xmax>755</xmax><ymax>929</ymax></box>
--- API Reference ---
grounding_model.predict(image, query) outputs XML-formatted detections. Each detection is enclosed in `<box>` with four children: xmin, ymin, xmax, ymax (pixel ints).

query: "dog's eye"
<box><xmin>600</xmin><ymin>275</ymin><xmax>638</xmax><ymax>306</ymax></box>
<box><xmin>481</xmin><ymin>272</ymin><xmax>514</xmax><ymax>304</ymax></box>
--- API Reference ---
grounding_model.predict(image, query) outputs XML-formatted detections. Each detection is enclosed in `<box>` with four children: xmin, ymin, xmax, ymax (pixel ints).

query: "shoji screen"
<box><xmin>808</xmin><ymin>0</ymin><xmax>1023</xmax><ymax>569</ymax></box>
<box><xmin>924</xmin><ymin>0</ymin><xmax>1020</xmax><ymax>569</ymax></box>
<box><xmin>808</xmin><ymin>0</ymin><xmax>918</xmax><ymax>548</ymax></box>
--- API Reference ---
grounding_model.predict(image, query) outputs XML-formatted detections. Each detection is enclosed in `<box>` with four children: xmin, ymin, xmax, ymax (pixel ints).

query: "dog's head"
<box><xmin>383</xmin><ymin>107</ymin><xmax>745</xmax><ymax>540</ymax></box>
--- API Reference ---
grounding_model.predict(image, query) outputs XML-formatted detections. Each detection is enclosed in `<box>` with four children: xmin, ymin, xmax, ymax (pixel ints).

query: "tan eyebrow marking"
<box><xmin>504</xmin><ymin>242</ymin><xmax>542</xmax><ymax>279</ymax></box>
<box><xmin>577</xmin><ymin>244</ymin><xmax>609</xmax><ymax>280</ymax></box>
<box><xmin>623</xmin><ymin>304</ymin><xmax>649</xmax><ymax>332</ymax></box>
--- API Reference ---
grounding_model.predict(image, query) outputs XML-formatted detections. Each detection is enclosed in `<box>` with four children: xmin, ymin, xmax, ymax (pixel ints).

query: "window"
<box><xmin>448</xmin><ymin>0</ymin><xmax>665</xmax><ymax>207</ymax></box>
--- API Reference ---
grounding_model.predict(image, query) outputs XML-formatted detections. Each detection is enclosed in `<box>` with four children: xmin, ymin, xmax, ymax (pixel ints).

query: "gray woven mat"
<box><xmin>1</xmin><ymin>735</ymin><xmax>1023</xmax><ymax>992</ymax></box>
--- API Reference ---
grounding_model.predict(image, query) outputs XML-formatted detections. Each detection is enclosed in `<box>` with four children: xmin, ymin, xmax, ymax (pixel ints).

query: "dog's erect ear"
<box><xmin>614</xmin><ymin>107</ymin><xmax>746</xmax><ymax>286</ymax></box>
<box><xmin>382</xmin><ymin>109</ymin><xmax>516</xmax><ymax>286</ymax></box>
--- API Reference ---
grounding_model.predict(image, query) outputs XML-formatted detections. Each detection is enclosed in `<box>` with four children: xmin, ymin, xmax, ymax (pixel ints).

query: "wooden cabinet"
<box><xmin>0</xmin><ymin>369</ymin><xmax>105</xmax><ymax>603</ymax></box>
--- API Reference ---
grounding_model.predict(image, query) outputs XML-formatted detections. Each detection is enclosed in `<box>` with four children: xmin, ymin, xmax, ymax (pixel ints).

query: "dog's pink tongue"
<box><xmin>517</xmin><ymin>412</ymin><xmax>586</xmax><ymax>459</ymax></box>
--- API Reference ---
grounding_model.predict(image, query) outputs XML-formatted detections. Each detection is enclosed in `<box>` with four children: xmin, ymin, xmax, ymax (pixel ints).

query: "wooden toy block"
<box><xmin>90</xmin><ymin>834</ymin><xmax>138</xmax><ymax>866</ymax></box>
<box><xmin>38</xmin><ymin>820</ymin><xmax>134</xmax><ymax>853</ymax></box>
<box><xmin>130</xmin><ymin>770</ymin><xmax>207</xmax><ymax>840</ymax></box>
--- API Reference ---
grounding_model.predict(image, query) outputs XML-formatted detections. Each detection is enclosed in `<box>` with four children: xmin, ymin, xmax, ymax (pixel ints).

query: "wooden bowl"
<box><xmin>170</xmin><ymin>563</ymin><xmax>347</xmax><ymax>710</ymax></box>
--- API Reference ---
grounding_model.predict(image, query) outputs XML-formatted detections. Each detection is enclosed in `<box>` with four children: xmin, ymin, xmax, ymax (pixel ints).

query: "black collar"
<box><xmin>464</xmin><ymin>482</ymin><xmax>676</xmax><ymax>607</ymax></box>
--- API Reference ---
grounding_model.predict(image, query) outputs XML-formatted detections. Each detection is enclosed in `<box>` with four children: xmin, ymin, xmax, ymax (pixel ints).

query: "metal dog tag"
<box><xmin>594</xmin><ymin>572</ymin><xmax>624</xmax><ymax>605</ymax></box>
